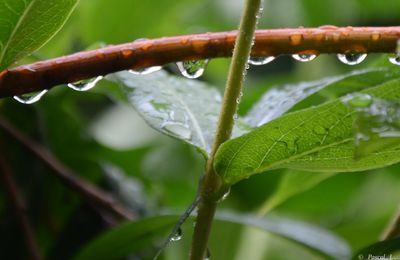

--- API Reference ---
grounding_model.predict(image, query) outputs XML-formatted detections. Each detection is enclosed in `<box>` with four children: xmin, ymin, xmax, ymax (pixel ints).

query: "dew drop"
<box><xmin>170</xmin><ymin>228</ymin><xmax>183</xmax><ymax>242</ymax></box>
<box><xmin>313</xmin><ymin>126</ymin><xmax>327</xmax><ymax>135</ymax></box>
<box><xmin>389</xmin><ymin>54</ymin><xmax>400</xmax><ymax>66</ymax></box>
<box><xmin>345</xmin><ymin>93</ymin><xmax>373</xmax><ymax>108</ymax></box>
<box><xmin>292</xmin><ymin>54</ymin><xmax>317</xmax><ymax>62</ymax></box>
<box><xmin>248</xmin><ymin>56</ymin><xmax>275</xmax><ymax>65</ymax></box>
<box><xmin>161</xmin><ymin>122</ymin><xmax>192</xmax><ymax>140</ymax></box>
<box><xmin>337</xmin><ymin>53</ymin><xmax>367</xmax><ymax>65</ymax></box>
<box><xmin>13</xmin><ymin>89</ymin><xmax>48</xmax><ymax>104</ymax></box>
<box><xmin>67</xmin><ymin>76</ymin><xmax>103</xmax><ymax>91</ymax></box>
<box><xmin>129</xmin><ymin>66</ymin><xmax>162</xmax><ymax>75</ymax></box>
<box><xmin>176</xmin><ymin>59</ymin><xmax>208</xmax><ymax>79</ymax></box>
<box><xmin>289</xmin><ymin>33</ymin><xmax>303</xmax><ymax>46</ymax></box>
<box><xmin>218</xmin><ymin>188</ymin><xmax>231</xmax><ymax>202</ymax></box>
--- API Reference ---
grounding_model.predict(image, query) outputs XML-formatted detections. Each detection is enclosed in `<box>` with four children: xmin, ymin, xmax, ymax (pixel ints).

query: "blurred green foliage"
<box><xmin>1</xmin><ymin>0</ymin><xmax>400</xmax><ymax>259</ymax></box>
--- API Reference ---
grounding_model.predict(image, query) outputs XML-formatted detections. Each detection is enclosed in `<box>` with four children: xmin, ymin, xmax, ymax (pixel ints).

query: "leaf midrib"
<box><xmin>0</xmin><ymin>0</ymin><xmax>36</xmax><ymax>67</ymax></box>
<box><xmin>168</xmin><ymin>87</ymin><xmax>208</xmax><ymax>151</ymax></box>
<box><xmin>221</xmin><ymin>105</ymin><xmax>358</xmax><ymax>183</ymax></box>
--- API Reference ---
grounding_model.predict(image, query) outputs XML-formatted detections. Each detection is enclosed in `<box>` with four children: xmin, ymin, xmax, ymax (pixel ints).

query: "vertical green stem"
<box><xmin>189</xmin><ymin>0</ymin><xmax>262</xmax><ymax>259</ymax></box>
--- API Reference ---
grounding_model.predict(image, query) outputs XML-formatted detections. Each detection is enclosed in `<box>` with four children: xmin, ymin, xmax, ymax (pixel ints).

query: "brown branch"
<box><xmin>0</xmin><ymin>116</ymin><xmax>135</xmax><ymax>220</ymax></box>
<box><xmin>0</xmin><ymin>26</ymin><xmax>399</xmax><ymax>98</ymax></box>
<box><xmin>0</xmin><ymin>142</ymin><xmax>41</xmax><ymax>260</ymax></box>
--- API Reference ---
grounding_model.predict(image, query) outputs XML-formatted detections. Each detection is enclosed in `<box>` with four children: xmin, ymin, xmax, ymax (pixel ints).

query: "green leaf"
<box><xmin>110</xmin><ymin>71</ymin><xmax>249</xmax><ymax>155</ymax></box>
<box><xmin>245</xmin><ymin>68</ymin><xmax>400</xmax><ymax>127</ymax></box>
<box><xmin>0</xmin><ymin>0</ymin><xmax>78</xmax><ymax>69</ymax></box>
<box><xmin>74</xmin><ymin>212</ymin><xmax>351</xmax><ymax>260</ymax></box>
<box><xmin>73</xmin><ymin>216</ymin><xmax>178</xmax><ymax>260</ymax></box>
<box><xmin>215</xmin><ymin>211</ymin><xmax>351</xmax><ymax>260</ymax></box>
<box><xmin>353</xmin><ymin>237</ymin><xmax>400</xmax><ymax>260</ymax></box>
<box><xmin>215</xmin><ymin>79</ymin><xmax>400</xmax><ymax>185</ymax></box>
<box><xmin>258</xmin><ymin>171</ymin><xmax>335</xmax><ymax>215</ymax></box>
<box><xmin>346</xmin><ymin>94</ymin><xmax>400</xmax><ymax>159</ymax></box>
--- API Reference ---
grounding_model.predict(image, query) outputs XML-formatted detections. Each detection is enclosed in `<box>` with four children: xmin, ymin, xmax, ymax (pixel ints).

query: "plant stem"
<box><xmin>0</xmin><ymin>27</ymin><xmax>399</xmax><ymax>98</ymax></box>
<box><xmin>190</xmin><ymin>0</ymin><xmax>262</xmax><ymax>259</ymax></box>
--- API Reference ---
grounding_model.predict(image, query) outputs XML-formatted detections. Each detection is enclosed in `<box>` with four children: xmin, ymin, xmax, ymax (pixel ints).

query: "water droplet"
<box><xmin>370</xmin><ymin>32</ymin><xmax>381</xmax><ymax>41</ymax></box>
<box><xmin>218</xmin><ymin>188</ymin><xmax>231</xmax><ymax>202</ymax></box>
<box><xmin>313</xmin><ymin>126</ymin><xmax>327</xmax><ymax>135</ymax></box>
<box><xmin>289</xmin><ymin>33</ymin><xmax>303</xmax><ymax>46</ymax></box>
<box><xmin>13</xmin><ymin>89</ymin><xmax>48</xmax><ymax>104</ymax></box>
<box><xmin>248</xmin><ymin>56</ymin><xmax>275</xmax><ymax>65</ymax></box>
<box><xmin>285</xmin><ymin>138</ymin><xmax>299</xmax><ymax>154</ymax></box>
<box><xmin>292</xmin><ymin>54</ymin><xmax>317</xmax><ymax>62</ymax></box>
<box><xmin>389</xmin><ymin>54</ymin><xmax>400</xmax><ymax>65</ymax></box>
<box><xmin>233</xmin><ymin>113</ymin><xmax>238</xmax><ymax>120</ymax></box>
<box><xmin>337</xmin><ymin>53</ymin><xmax>367</xmax><ymax>65</ymax></box>
<box><xmin>345</xmin><ymin>93</ymin><xmax>373</xmax><ymax>108</ymax></box>
<box><xmin>67</xmin><ymin>76</ymin><xmax>103</xmax><ymax>91</ymax></box>
<box><xmin>176</xmin><ymin>59</ymin><xmax>208</xmax><ymax>79</ymax></box>
<box><xmin>170</xmin><ymin>228</ymin><xmax>182</xmax><ymax>242</ymax></box>
<box><xmin>161</xmin><ymin>122</ymin><xmax>192</xmax><ymax>140</ymax></box>
<box><xmin>129</xmin><ymin>66</ymin><xmax>162</xmax><ymax>75</ymax></box>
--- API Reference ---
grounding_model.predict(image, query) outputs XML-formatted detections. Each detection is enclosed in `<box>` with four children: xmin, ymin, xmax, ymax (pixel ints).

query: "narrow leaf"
<box><xmin>215</xmin><ymin>79</ymin><xmax>400</xmax><ymax>185</ymax></box>
<box><xmin>111</xmin><ymin>71</ymin><xmax>249</xmax><ymax>155</ymax></box>
<box><xmin>74</xmin><ymin>212</ymin><xmax>351</xmax><ymax>260</ymax></box>
<box><xmin>216</xmin><ymin>211</ymin><xmax>351</xmax><ymax>260</ymax></box>
<box><xmin>245</xmin><ymin>68</ymin><xmax>400</xmax><ymax>127</ymax></box>
<box><xmin>73</xmin><ymin>216</ymin><xmax>178</xmax><ymax>260</ymax></box>
<box><xmin>0</xmin><ymin>0</ymin><xmax>78</xmax><ymax>69</ymax></box>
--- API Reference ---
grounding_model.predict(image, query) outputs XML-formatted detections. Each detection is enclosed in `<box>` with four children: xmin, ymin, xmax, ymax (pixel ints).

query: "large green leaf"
<box><xmin>0</xmin><ymin>0</ymin><xmax>78</xmax><ymax>69</ymax></box>
<box><xmin>245</xmin><ymin>68</ymin><xmax>400</xmax><ymax>127</ymax></box>
<box><xmin>110</xmin><ymin>71</ymin><xmax>249</xmax><ymax>155</ymax></box>
<box><xmin>214</xmin><ymin>79</ymin><xmax>400</xmax><ymax>185</ymax></box>
<box><xmin>73</xmin><ymin>212</ymin><xmax>351</xmax><ymax>260</ymax></box>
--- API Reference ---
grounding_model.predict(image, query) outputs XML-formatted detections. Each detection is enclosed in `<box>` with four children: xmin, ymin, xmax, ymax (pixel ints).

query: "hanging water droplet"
<box><xmin>344</xmin><ymin>93</ymin><xmax>373</xmax><ymax>108</ymax></box>
<box><xmin>337</xmin><ymin>53</ymin><xmax>367</xmax><ymax>65</ymax></box>
<box><xmin>389</xmin><ymin>54</ymin><xmax>400</xmax><ymax>66</ymax></box>
<box><xmin>129</xmin><ymin>66</ymin><xmax>162</xmax><ymax>75</ymax></box>
<box><xmin>161</xmin><ymin>122</ymin><xmax>192</xmax><ymax>140</ymax></box>
<box><xmin>248</xmin><ymin>56</ymin><xmax>275</xmax><ymax>65</ymax></box>
<box><xmin>13</xmin><ymin>89</ymin><xmax>48</xmax><ymax>104</ymax></box>
<box><xmin>218</xmin><ymin>188</ymin><xmax>231</xmax><ymax>202</ymax></box>
<box><xmin>233</xmin><ymin>113</ymin><xmax>238</xmax><ymax>120</ymax></box>
<box><xmin>313</xmin><ymin>125</ymin><xmax>327</xmax><ymax>135</ymax></box>
<box><xmin>176</xmin><ymin>59</ymin><xmax>208</xmax><ymax>79</ymax></box>
<box><xmin>170</xmin><ymin>228</ymin><xmax>183</xmax><ymax>242</ymax></box>
<box><xmin>67</xmin><ymin>76</ymin><xmax>103</xmax><ymax>91</ymax></box>
<box><xmin>292</xmin><ymin>54</ymin><xmax>317</xmax><ymax>62</ymax></box>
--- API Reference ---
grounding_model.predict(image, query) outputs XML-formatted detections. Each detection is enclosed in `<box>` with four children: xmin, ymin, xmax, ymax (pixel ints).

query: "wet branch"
<box><xmin>0</xmin><ymin>142</ymin><xmax>41</xmax><ymax>260</ymax></box>
<box><xmin>0</xmin><ymin>26</ymin><xmax>399</xmax><ymax>97</ymax></box>
<box><xmin>0</xmin><ymin>116</ymin><xmax>135</xmax><ymax>220</ymax></box>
